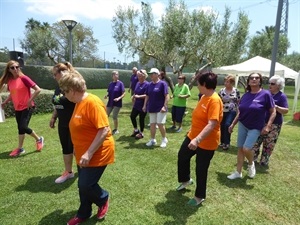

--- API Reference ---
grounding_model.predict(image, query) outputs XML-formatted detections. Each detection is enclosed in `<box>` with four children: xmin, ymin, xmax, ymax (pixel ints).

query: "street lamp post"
<box><xmin>62</xmin><ymin>20</ymin><xmax>77</xmax><ymax>65</ymax></box>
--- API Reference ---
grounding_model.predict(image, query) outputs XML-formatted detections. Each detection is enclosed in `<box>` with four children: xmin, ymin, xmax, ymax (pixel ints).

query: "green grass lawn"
<box><xmin>0</xmin><ymin>86</ymin><xmax>299</xmax><ymax>225</ymax></box>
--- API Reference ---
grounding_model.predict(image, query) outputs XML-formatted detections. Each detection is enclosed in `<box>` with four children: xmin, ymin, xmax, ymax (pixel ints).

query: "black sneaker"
<box><xmin>130</xmin><ymin>130</ymin><xmax>140</xmax><ymax>137</ymax></box>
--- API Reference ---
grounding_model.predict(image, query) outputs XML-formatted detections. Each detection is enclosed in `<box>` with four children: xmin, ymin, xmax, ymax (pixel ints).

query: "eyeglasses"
<box><xmin>269</xmin><ymin>82</ymin><xmax>276</xmax><ymax>85</ymax></box>
<box><xmin>10</xmin><ymin>66</ymin><xmax>19</xmax><ymax>70</ymax></box>
<box><xmin>178</xmin><ymin>77</ymin><xmax>184</xmax><ymax>79</ymax></box>
<box><xmin>249</xmin><ymin>76</ymin><xmax>260</xmax><ymax>80</ymax></box>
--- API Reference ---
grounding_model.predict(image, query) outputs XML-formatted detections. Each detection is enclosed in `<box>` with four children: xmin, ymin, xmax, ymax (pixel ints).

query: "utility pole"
<box><xmin>270</xmin><ymin>0</ymin><xmax>284</xmax><ymax>77</ymax></box>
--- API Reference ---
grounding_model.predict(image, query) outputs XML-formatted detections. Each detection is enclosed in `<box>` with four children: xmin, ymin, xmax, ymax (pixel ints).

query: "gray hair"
<box><xmin>269</xmin><ymin>75</ymin><xmax>285</xmax><ymax>90</ymax></box>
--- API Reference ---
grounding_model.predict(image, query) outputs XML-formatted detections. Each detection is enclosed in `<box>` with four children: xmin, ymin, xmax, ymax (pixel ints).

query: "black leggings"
<box><xmin>130</xmin><ymin>108</ymin><xmax>147</xmax><ymax>132</ymax></box>
<box><xmin>58</xmin><ymin>124</ymin><xmax>73</xmax><ymax>155</ymax></box>
<box><xmin>15</xmin><ymin>108</ymin><xmax>34</xmax><ymax>135</ymax></box>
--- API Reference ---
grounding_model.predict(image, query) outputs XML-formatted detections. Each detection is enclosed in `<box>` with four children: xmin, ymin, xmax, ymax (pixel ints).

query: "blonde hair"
<box><xmin>52</xmin><ymin>62</ymin><xmax>75</xmax><ymax>75</ymax></box>
<box><xmin>225</xmin><ymin>74</ymin><xmax>235</xmax><ymax>85</ymax></box>
<box><xmin>0</xmin><ymin>60</ymin><xmax>22</xmax><ymax>89</ymax></box>
<box><xmin>59</xmin><ymin>70</ymin><xmax>86</xmax><ymax>93</ymax></box>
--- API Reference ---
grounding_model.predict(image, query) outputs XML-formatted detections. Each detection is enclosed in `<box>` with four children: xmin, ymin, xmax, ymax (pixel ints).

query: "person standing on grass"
<box><xmin>252</xmin><ymin>75</ymin><xmax>288</xmax><ymax>166</ymax></box>
<box><xmin>170</xmin><ymin>74</ymin><xmax>191</xmax><ymax>133</ymax></box>
<box><xmin>227</xmin><ymin>73</ymin><xmax>276</xmax><ymax>180</ymax></box>
<box><xmin>143</xmin><ymin>68</ymin><xmax>169</xmax><ymax>148</ymax></box>
<box><xmin>0</xmin><ymin>60</ymin><xmax>44</xmax><ymax>157</ymax></box>
<box><xmin>218</xmin><ymin>75</ymin><xmax>240</xmax><ymax>150</ymax></box>
<box><xmin>130</xmin><ymin>69</ymin><xmax>149</xmax><ymax>139</ymax></box>
<box><xmin>104</xmin><ymin>70</ymin><xmax>125</xmax><ymax>135</ymax></box>
<box><xmin>50</xmin><ymin>62</ymin><xmax>76</xmax><ymax>184</ymax></box>
<box><xmin>159</xmin><ymin>68</ymin><xmax>175</xmax><ymax>94</ymax></box>
<box><xmin>128</xmin><ymin>67</ymin><xmax>138</xmax><ymax>96</ymax></box>
<box><xmin>176</xmin><ymin>72</ymin><xmax>223</xmax><ymax>206</ymax></box>
<box><xmin>59</xmin><ymin>71</ymin><xmax>115</xmax><ymax>225</ymax></box>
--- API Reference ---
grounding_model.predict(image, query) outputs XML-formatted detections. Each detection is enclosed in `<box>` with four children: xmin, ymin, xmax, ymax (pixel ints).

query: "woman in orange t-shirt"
<box><xmin>59</xmin><ymin>71</ymin><xmax>115</xmax><ymax>225</ymax></box>
<box><xmin>176</xmin><ymin>72</ymin><xmax>223</xmax><ymax>206</ymax></box>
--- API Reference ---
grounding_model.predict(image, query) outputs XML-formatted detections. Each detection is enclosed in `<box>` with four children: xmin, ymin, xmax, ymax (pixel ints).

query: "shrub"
<box><xmin>0</xmin><ymin>89</ymin><xmax>53</xmax><ymax>118</ymax></box>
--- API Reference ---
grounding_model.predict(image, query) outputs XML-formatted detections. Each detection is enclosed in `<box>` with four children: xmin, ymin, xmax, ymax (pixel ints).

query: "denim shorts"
<box><xmin>237</xmin><ymin>122</ymin><xmax>261</xmax><ymax>149</ymax></box>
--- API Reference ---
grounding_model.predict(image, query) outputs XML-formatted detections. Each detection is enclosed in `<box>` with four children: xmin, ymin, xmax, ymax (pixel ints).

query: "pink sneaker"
<box><xmin>55</xmin><ymin>171</ymin><xmax>74</xmax><ymax>184</ymax></box>
<box><xmin>97</xmin><ymin>199</ymin><xmax>109</xmax><ymax>219</ymax></box>
<box><xmin>67</xmin><ymin>216</ymin><xmax>87</xmax><ymax>225</ymax></box>
<box><xmin>9</xmin><ymin>148</ymin><xmax>25</xmax><ymax>157</ymax></box>
<box><xmin>36</xmin><ymin>136</ymin><xmax>44</xmax><ymax>151</ymax></box>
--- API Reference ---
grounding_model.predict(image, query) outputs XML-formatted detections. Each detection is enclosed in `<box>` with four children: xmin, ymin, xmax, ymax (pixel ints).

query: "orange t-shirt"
<box><xmin>69</xmin><ymin>93</ymin><xmax>115</xmax><ymax>167</ymax></box>
<box><xmin>187</xmin><ymin>92</ymin><xmax>223</xmax><ymax>150</ymax></box>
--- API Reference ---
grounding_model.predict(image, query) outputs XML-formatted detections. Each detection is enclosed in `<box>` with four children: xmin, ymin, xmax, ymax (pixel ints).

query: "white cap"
<box><xmin>148</xmin><ymin>68</ymin><xmax>160</xmax><ymax>74</ymax></box>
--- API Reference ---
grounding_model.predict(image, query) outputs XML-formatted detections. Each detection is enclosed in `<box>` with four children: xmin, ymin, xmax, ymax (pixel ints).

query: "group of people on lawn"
<box><xmin>0</xmin><ymin>60</ymin><xmax>288</xmax><ymax>224</ymax></box>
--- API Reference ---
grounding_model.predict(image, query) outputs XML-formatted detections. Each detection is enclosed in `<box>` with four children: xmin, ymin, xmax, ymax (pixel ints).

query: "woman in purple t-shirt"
<box><xmin>252</xmin><ymin>75</ymin><xmax>289</xmax><ymax>166</ymax></box>
<box><xmin>104</xmin><ymin>71</ymin><xmax>125</xmax><ymax>135</ymax></box>
<box><xmin>227</xmin><ymin>73</ymin><xmax>276</xmax><ymax>180</ymax></box>
<box><xmin>142</xmin><ymin>68</ymin><xmax>169</xmax><ymax>148</ymax></box>
<box><xmin>130</xmin><ymin>69</ymin><xmax>149</xmax><ymax>139</ymax></box>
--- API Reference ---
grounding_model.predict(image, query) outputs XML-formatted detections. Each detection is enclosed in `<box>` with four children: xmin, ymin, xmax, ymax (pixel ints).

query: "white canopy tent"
<box><xmin>212</xmin><ymin>56</ymin><xmax>300</xmax><ymax>113</ymax></box>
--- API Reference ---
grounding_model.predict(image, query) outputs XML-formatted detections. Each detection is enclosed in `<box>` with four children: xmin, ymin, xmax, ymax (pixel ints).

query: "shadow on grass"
<box><xmin>216</xmin><ymin>145</ymin><xmax>239</xmax><ymax>156</ymax></box>
<box><xmin>215</xmin><ymin>172</ymin><xmax>254</xmax><ymax>190</ymax></box>
<box><xmin>15</xmin><ymin>174</ymin><xmax>77</xmax><ymax>194</ymax></box>
<box><xmin>0</xmin><ymin>149</ymin><xmax>40</xmax><ymax>160</ymax></box>
<box><xmin>39</xmin><ymin>210</ymin><xmax>102</xmax><ymax>225</ymax></box>
<box><xmin>116</xmin><ymin>135</ymin><xmax>161</xmax><ymax>150</ymax></box>
<box><xmin>155</xmin><ymin>190</ymin><xmax>199</xmax><ymax>225</ymax></box>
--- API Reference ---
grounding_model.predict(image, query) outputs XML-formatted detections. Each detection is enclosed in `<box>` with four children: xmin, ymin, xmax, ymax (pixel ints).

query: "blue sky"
<box><xmin>0</xmin><ymin>0</ymin><xmax>299</xmax><ymax>63</ymax></box>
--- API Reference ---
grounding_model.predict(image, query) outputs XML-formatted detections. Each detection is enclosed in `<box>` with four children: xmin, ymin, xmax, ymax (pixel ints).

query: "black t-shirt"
<box><xmin>52</xmin><ymin>87</ymin><xmax>75</xmax><ymax>127</ymax></box>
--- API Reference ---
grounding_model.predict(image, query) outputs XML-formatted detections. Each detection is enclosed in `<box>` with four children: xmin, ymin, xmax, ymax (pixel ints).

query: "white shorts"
<box><xmin>149</xmin><ymin>112</ymin><xmax>167</xmax><ymax>124</ymax></box>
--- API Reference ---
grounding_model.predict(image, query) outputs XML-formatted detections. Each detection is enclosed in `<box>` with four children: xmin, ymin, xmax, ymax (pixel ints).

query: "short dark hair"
<box><xmin>197</xmin><ymin>72</ymin><xmax>217</xmax><ymax>90</ymax></box>
<box><xmin>246</xmin><ymin>72</ymin><xmax>263</xmax><ymax>91</ymax></box>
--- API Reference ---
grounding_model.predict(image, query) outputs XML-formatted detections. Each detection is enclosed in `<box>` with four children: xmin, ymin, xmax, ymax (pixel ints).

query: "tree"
<box><xmin>248</xmin><ymin>26</ymin><xmax>290</xmax><ymax>60</ymax></box>
<box><xmin>280</xmin><ymin>52</ymin><xmax>300</xmax><ymax>72</ymax></box>
<box><xmin>0</xmin><ymin>47</ymin><xmax>10</xmax><ymax>62</ymax></box>
<box><xmin>20</xmin><ymin>18</ymin><xmax>99</xmax><ymax>65</ymax></box>
<box><xmin>112</xmin><ymin>0</ymin><xmax>250</xmax><ymax>74</ymax></box>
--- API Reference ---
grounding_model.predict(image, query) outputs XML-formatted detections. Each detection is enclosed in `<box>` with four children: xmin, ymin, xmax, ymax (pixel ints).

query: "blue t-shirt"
<box><xmin>133</xmin><ymin>81</ymin><xmax>149</xmax><ymax>111</ymax></box>
<box><xmin>238</xmin><ymin>89</ymin><xmax>275</xmax><ymax>130</ymax></box>
<box><xmin>266</xmin><ymin>91</ymin><xmax>288</xmax><ymax>125</ymax></box>
<box><xmin>106</xmin><ymin>80</ymin><xmax>125</xmax><ymax>107</ymax></box>
<box><xmin>146</xmin><ymin>80</ymin><xmax>168</xmax><ymax>113</ymax></box>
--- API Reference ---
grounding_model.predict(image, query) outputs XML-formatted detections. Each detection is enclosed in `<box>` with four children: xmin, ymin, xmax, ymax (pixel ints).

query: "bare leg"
<box><xmin>63</xmin><ymin>154</ymin><xmax>73</xmax><ymax>172</ymax></box>
<box><xmin>244</xmin><ymin>148</ymin><xmax>254</xmax><ymax>165</ymax></box>
<box><xmin>29</xmin><ymin>130</ymin><xmax>40</xmax><ymax>141</ymax></box>
<box><xmin>157</xmin><ymin>123</ymin><xmax>166</xmax><ymax>139</ymax></box>
<box><xmin>236</xmin><ymin>148</ymin><xmax>244</xmax><ymax>173</ymax></box>
<box><xmin>150</xmin><ymin>123</ymin><xmax>156</xmax><ymax>139</ymax></box>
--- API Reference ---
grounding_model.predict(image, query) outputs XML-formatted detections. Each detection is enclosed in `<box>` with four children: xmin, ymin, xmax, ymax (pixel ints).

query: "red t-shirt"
<box><xmin>8</xmin><ymin>75</ymin><xmax>36</xmax><ymax>111</ymax></box>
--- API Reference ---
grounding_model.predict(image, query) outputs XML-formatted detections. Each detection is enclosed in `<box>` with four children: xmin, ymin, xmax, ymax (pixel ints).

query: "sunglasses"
<box><xmin>10</xmin><ymin>66</ymin><xmax>19</xmax><ymax>70</ymax></box>
<box><xmin>269</xmin><ymin>82</ymin><xmax>276</xmax><ymax>85</ymax></box>
<box><xmin>249</xmin><ymin>76</ymin><xmax>260</xmax><ymax>80</ymax></box>
<box><xmin>178</xmin><ymin>77</ymin><xmax>184</xmax><ymax>79</ymax></box>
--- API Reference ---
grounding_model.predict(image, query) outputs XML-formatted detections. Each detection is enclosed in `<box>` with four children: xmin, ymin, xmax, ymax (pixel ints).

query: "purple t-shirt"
<box><xmin>130</xmin><ymin>74</ymin><xmax>138</xmax><ymax>92</ymax></box>
<box><xmin>238</xmin><ymin>89</ymin><xmax>275</xmax><ymax>130</ymax></box>
<box><xmin>106</xmin><ymin>80</ymin><xmax>125</xmax><ymax>107</ymax></box>
<box><xmin>133</xmin><ymin>81</ymin><xmax>149</xmax><ymax>111</ymax></box>
<box><xmin>266</xmin><ymin>91</ymin><xmax>288</xmax><ymax>125</ymax></box>
<box><xmin>146</xmin><ymin>80</ymin><xmax>168</xmax><ymax>113</ymax></box>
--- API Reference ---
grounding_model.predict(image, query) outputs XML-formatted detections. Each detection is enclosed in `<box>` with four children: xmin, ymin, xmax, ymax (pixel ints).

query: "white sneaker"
<box><xmin>146</xmin><ymin>139</ymin><xmax>157</xmax><ymax>147</ymax></box>
<box><xmin>176</xmin><ymin>178</ymin><xmax>193</xmax><ymax>191</ymax></box>
<box><xmin>248</xmin><ymin>162</ymin><xmax>256</xmax><ymax>178</ymax></box>
<box><xmin>160</xmin><ymin>138</ymin><xmax>168</xmax><ymax>148</ymax></box>
<box><xmin>227</xmin><ymin>171</ymin><xmax>242</xmax><ymax>180</ymax></box>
